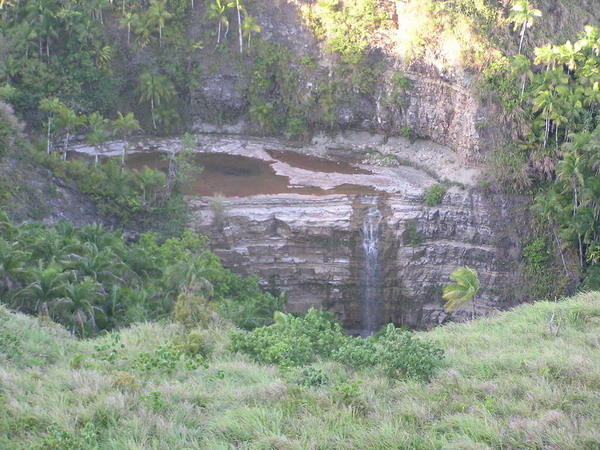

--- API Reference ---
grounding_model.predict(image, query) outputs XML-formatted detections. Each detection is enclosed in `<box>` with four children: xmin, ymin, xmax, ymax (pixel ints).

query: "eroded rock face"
<box><xmin>71</xmin><ymin>134</ymin><xmax>528</xmax><ymax>330</ymax></box>
<box><xmin>189</xmin><ymin>188</ymin><xmax>527</xmax><ymax>330</ymax></box>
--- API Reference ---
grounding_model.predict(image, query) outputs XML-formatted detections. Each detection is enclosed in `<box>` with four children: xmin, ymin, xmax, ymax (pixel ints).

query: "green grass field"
<box><xmin>1</xmin><ymin>293</ymin><xmax>599</xmax><ymax>449</ymax></box>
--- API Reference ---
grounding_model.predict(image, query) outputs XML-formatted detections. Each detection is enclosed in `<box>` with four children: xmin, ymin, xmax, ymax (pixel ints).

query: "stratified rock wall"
<box><xmin>189</xmin><ymin>188</ymin><xmax>527</xmax><ymax>329</ymax></box>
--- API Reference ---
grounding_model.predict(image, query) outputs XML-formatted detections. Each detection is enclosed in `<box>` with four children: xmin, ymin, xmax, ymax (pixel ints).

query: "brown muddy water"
<box><xmin>124</xmin><ymin>152</ymin><xmax>377</xmax><ymax>197</ymax></box>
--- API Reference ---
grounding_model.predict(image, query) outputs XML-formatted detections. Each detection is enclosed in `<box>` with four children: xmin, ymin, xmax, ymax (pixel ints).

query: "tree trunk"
<box><xmin>518</xmin><ymin>22</ymin><xmax>526</xmax><ymax>54</ymax></box>
<box><xmin>552</xmin><ymin>226</ymin><xmax>570</xmax><ymax>277</ymax></box>
<box><xmin>151</xmin><ymin>97</ymin><xmax>156</xmax><ymax>130</ymax></box>
<box><xmin>237</xmin><ymin>1</ymin><xmax>243</xmax><ymax>53</ymax></box>
<box><xmin>46</xmin><ymin>120</ymin><xmax>52</xmax><ymax>155</ymax></box>
<box><xmin>64</xmin><ymin>130</ymin><xmax>70</xmax><ymax>160</ymax></box>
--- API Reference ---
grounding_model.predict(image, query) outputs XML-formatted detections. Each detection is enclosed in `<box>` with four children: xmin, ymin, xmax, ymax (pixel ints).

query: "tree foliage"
<box><xmin>442</xmin><ymin>267</ymin><xmax>480</xmax><ymax>318</ymax></box>
<box><xmin>0</xmin><ymin>214</ymin><xmax>283</xmax><ymax>336</ymax></box>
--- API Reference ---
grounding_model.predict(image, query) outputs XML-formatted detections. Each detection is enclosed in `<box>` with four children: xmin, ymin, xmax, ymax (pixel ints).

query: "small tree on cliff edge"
<box><xmin>442</xmin><ymin>267</ymin><xmax>480</xmax><ymax>320</ymax></box>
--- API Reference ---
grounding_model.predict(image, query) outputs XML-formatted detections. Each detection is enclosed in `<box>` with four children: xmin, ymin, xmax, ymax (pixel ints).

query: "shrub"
<box><xmin>400</xmin><ymin>124</ymin><xmax>418</xmax><ymax>142</ymax></box>
<box><xmin>229</xmin><ymin>308</ymin><xmax>344</xmax><ymax>368</ymax></box>
<box><xmin>423</xmin><ymin>184</ymin><xmax>447</xmax><ymax>206</ymax></box>
<box><xmin>173</xmin><ymin>329</ymin><xmax>213</xmax><ymax>359</ymax></box>
<box><xmin>173</xmin><ymin>293</ymin><xmax>213</xmax><ymax>329</ymax></box>
<box><xmin>333</xmin><ymin>336</ymin><xmax>378</xmax><ymax>368</ymax></box>
<box><xmin>232</xmin><ymin>310</ymin><xmax>444</xmax><ymax>381</ymax></box>
<box><xmin>376</xmin><ymin>324</ymin><xmax>444</xmax><ymax>382</ymax></box>
<box><xmin>296</xmin><ymin>367</ymin><xmax>330</xmax><ymax>387</ymax></box>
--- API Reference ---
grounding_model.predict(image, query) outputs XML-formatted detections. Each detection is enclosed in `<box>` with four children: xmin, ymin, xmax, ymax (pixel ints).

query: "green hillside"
<box><xmin>1</xmin><ymin>292</ymin><xmax>598</xmax><ymax>448</ymax></box>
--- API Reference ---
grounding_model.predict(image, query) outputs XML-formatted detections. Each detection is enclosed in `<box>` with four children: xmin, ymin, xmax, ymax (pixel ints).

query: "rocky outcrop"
<box><xmin>71</xmin><ymin>133</ymin><xmax>528</xmax><ymax>330</ymax></box>
<box><xmin>189</xmin><ymin>188</ymin><xmax>527</xmax><ymax>330</ymax></box>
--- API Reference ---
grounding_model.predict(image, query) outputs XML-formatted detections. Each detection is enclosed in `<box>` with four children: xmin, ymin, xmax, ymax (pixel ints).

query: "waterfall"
<box><xmin>361</xmin><ymin>196</ymin><xmax>382</xmax><ymax>336</ymax></box>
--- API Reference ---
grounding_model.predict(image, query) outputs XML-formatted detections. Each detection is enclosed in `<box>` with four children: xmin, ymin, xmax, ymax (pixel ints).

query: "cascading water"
<box><xmin>361</xmin><ymin>196</ymin><xmax>383</xmax><ymax>336</ymax></box>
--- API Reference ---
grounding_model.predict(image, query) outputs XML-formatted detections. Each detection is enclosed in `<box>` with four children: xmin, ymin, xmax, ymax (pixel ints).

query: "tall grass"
<box><xmin>1</xmin><ymin>293</ymin><xmax>599</xmax><ymax>448</ymax></box>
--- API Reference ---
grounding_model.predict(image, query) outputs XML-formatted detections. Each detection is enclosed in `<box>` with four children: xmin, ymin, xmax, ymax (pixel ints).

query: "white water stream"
<box><xmin>361</xmin><ymin>196</ymin><xmax>383</xmax><ymax>336</ymax></box>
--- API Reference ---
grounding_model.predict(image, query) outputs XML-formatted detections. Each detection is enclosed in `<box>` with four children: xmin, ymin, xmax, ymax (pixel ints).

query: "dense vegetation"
<box><xmin>0</xmin><ymin>1</ymin><xmax>599</xmax><ymax>447</ymax></box>
<box><xmin>0</xmin><ymin>293</ymin><xmax>598</xmax><ymax>447</ymax></box>
<box><xmin>482</xmin><ymin>25</ymin><xmax>600</xmax><ymax>291</ymax></box>
<box><xmin>0</xmin><ymin>214</ymin><xmax>283</xmax><ymax>336</ymax></box>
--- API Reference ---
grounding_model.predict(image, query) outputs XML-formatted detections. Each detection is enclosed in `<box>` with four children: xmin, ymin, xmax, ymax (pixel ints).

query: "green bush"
<box><xmin>376</xmin><ymin>324</ymin><xmax>444</xmax><ymax>382</ymax></box>
<box><xmin>334</xmin><ymin>325</ymin><xmax>444</xmax><ymax>382</ymax></box>
<box><xmin>333</xmin><ymin>336</ymin><xmax>378</xmax><ymax>368</ymax></box>
<box><xmin>232</xmin><ymin>310</ymin><xmax>444</xmax><ymax>381</ymax></box>
<box><xmin>296</xmin><ymin>367</ymin><xmax>330</xmax><ymax>387</ymax></box>
<box><xmin>173</xmin><ymin>329</ymin><xmax>213</xmax><ymax>359</ymax></box>
<box><xmin>423</xmin><ymin>184</ymin><xmax>447</xmax><ymax>206</ymax></box>
<box><xmin>173</xmin><ymin>293</ymin><xmax>213</xmax><ymax>329</ymax></box>
<box><xmin>229</xmin><ymin>309</ymin><xmax>344</xmax><ymax>368</ymax></box>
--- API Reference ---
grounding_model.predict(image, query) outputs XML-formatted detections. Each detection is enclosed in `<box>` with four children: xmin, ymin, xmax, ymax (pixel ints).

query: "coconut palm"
<box><xmin>509</xmin><ymin>0</ymin><xmax>542</xmax><ymax>55</ymax></box>
<box><xmin>136</xmin><ymin>71</ymin><xmax>175</xmax><ymax>130</ymax></box>
<box><xmin>147</xmin><ymin>0</ymin><xmax>172</xmax><ymax>47</ymax></box>
<box><xmin>205</xmin><ymin>0</ymin><xmax>230</xmax><ymax>45</ymax></box>
<box><xmin>242</xmin><ymin>14</ymin><xmax>261</xmax><ymax>49</ymax></box>
<box><xmin>442</xmin><ymin>267</ymin><xmax>480</xmax><ymax>319</ymax></box>
<box><xmin>51</xmin><ymin>277</ymin><xmax>105</xmax><ymax>336</ymax></box>
<box><xmin>16</xmin><ymin>260</ymin><xmax>67</xmax><ymax>314</ymax></box>
<box><xmin>39</xmin><ymin>97</ymin><xmax>64</xmax><ymax>155</ymax></box>
<box><xmin>86</xmin><ymin>111</ymin><xmax>109</xmax><ymax>167</ymax></box>
<box><xmin>0</xmin><ymin>239</ymin><xmax>28</xmax><ymax>297</ymax></box>
<box><xmin>113</xmin><ymin>111</ymin><xmax>141</xmax><ymax>169</ymax></box>
<box><xmin>55</xmin><ymin>106</ymin><xmax>85</xmax><ymax>160</ymax></box>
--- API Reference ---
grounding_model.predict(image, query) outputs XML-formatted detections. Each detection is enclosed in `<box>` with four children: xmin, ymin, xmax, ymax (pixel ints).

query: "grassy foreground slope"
<box><xmin>1</xmin><ymin>294</ymin><xmax>599</xmax><ymax>449</ymax></box>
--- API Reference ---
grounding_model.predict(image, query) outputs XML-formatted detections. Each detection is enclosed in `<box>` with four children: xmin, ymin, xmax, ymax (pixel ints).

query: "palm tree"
<box><xmin>531</xmin><ymin>191</ymin><xmax>571</xmax><ymax>277</ymax></box>
<box><xmin>135</xmin><ymin>71</ymin><xmax>175</xmax><ymax>130</ymax></box>
<box><xmin>205</xmin><ymin>0</ymin><xmax>230</xmax><ymax>45</ymax></box>
<box><xmin>119</xmin><ymin>11</ymin><xmax>138</xmax><ymax>46</ymax></box>
<box><xmin>534</xmin><ymin>43</ymin><xmax>558</xmax><ymax>71</ymax></box>
<box><xmin>0</xmin><ymin>54</ymin><xmax>19</xmax><ymax>85</ymax></box>
<box><xmin>0</xmin><ymin>239</ymin><xmax>28</xmax><ymax>297</ymax></box>
<box><xmin>147</xmin><ymin>0</ymin><xmax>172</xmax><ymax>47</ymax></box>
<box><xmin>86</xmin><ymin>111</ymin><xmax>109</xmax><ymax>167</ymax></box>
<box><xmin>56</xmin><ymin>106</ymin><xmax>85</xmax><ymax>160</ymax></box>
<box><xmin>39</xmin><ymin>97</ymin><xmax>64</xmax><ymax>155</ymax></box>
<box><xmin>242</xmin><ymin>14</ymin><xmax>261</xmax><ymax>49</ymax></box>
<box><xmin>556</xmin><ymin>40</ymin><xmax>580</xmax><ymax>73</ymax></box>
<box><xmin>69</xmin><ymin>243</ymin><xmax>126</xmax><ymax>284</ymax></box>
<box><xmin>16</xmin><ymin>260</ymin><xmax>67</xmax><ymax>314</ymax></box>
<box><xmin>509</xmin><ymin>54</ymin><xmax>533</xmax><ymax>99</ymax></box>
<box><xmin>51</xmin><ymin>277</ymin><xmax>105</xmax><ymax>336</ymax></box>
<box><xmin>509</xmin><ymin>0</ymin><xmax>542</xmax><ymax>55</ymax></box>
<box><xmin>113</xmin><ymin>111</ymin><xmax>141</xmax><ymax>169</ymax></box>
<box><xmin>442</xmin><ymin>267</ymin><xmax>480</xmax><ymax>319</ymax></box>
<box><xmin>133</xmin><ymin>166</ymin><xmax>166</xmax><ymax>206</ymax></box>
<box><xmin>556</xmin><ymin>148</ymin><xmax>588</xmax><ymax>266</ymax></box>
<box><xmin>228</xmin><ymin>0</ymin><xmax>245</xmax><ymax>53</ymax></box>
<box><xmin>165</xmin><ymin>256</ymin><xmax>214</xmax><ymax>297</ymax></box>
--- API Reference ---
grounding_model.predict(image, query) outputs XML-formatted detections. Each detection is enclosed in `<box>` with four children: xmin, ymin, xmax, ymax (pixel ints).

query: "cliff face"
<box><xmin>138</xmin><ymin>133</ymin><xmax>529</xmax><ymax>330</ymax></box>
<box><xmin>190</xmin><ymin>1</ymin><xmax>491</xmax><ymax>164</ymax></box>
<box><xmin>189</xmin><ymin>188</ymin><xmax>527</xmax><ymax>330</ymax></box>
<box><xmin>69</xmin><ymin>127</ymin><xmax>529</xmax><ymax>330</ymax></box>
